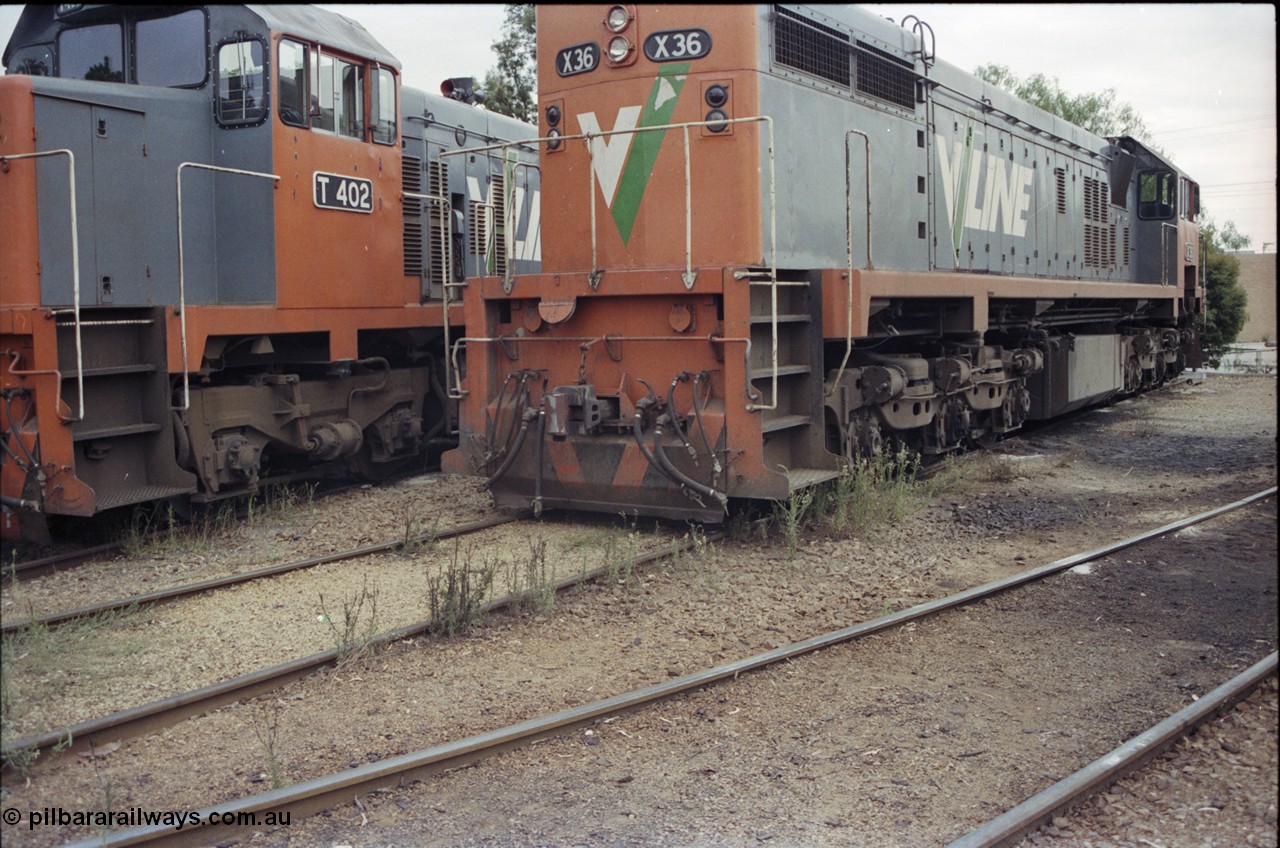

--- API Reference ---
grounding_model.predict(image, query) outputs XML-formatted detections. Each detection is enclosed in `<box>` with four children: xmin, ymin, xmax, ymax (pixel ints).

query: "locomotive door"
<box><xmin>89</xmin><ymin>104</ymin><xmax>150</xmax><ymax>306</ymax></box>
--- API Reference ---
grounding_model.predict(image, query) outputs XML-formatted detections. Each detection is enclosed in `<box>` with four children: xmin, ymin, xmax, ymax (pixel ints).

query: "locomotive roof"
<box><xmin>3</xmin><ymin>5</ymin><xmax>400</xmax><ymax>71</ymax></box>
<box><xmin>246</xmin><ymin>5</ymin><xmax>400</xmax><ymax>69</ymax></box>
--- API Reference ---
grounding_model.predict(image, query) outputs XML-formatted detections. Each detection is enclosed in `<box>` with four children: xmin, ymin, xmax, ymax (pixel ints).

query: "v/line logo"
<box><xmin>575</xmin><ymin>63</ymin><xmax>691</xmax><ymax>245</ymax></box>
<box><xmin>936</xmin><ymin>124</ymin><xmax>1035</xmax><ymax>254</ymax></box>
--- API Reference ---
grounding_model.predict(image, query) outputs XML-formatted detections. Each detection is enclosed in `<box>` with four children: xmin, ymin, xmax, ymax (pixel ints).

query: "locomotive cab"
<box><xmin>1</xmin><ymin>4</ymin><xmax>539</xmax><ymax>540</ymax></box>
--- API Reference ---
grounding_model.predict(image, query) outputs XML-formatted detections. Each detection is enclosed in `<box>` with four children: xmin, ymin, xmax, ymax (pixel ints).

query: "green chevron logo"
<box><xmin>577</xmin><ymin>63</ymin><xmax>690</xmax><ymax>245</ymax></box>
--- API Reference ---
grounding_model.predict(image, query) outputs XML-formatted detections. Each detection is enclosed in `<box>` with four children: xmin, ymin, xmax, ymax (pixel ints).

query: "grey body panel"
<box><xmin>756</xmin><ymin>5</ymin><xmax>1183</xmax><ymax>285</ymax></box>
<box><xmin>30</xmin><ymin>76</ymin><xmax>276</xmax><ymax>308</ymax></box>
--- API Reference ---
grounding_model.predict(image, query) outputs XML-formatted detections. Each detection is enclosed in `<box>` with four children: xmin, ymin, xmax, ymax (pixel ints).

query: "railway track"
<box><xmin>0</xmin><ymin>525</ymin><xmax>728</xmax><ymax>771</ymax></box>
<box><xmin>1</xmin><ymin>478</ymin><xmax>399</xmax><ymax>585</ymax></box>
<box><xmin>947</xmin><ymin>652</ymin><xmax>1278</xmax><ymax>848</ymax></box>
<box><xmin>1</xmin><ymin>542</ymin><xmax>121</xmax><ymax>585</ymax></box>
<box><xmin>1</xmin><ymin>512</ymin><xmax>527</xmax><ymax>634</ymax></box>
<box><xmin>50</xmin><ymin>485</ymin><xmax>1274</xmax><ymax>848</ymax></box>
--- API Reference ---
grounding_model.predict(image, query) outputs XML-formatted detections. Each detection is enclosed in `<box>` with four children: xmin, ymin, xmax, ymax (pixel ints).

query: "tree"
<box><xmin>482</xmin><ymin>4</ymin><xmax>536</xmax><ymax>122</ymax></box>
<box><xmin>1199</xmin><ymin>220</ymin><xmax>1252</xmax><ymax>366</ymax></box>
<box><xmin>974</xmin><ymin>63</ymin><xmax>1151</xmax><ymax>141</ymax></box>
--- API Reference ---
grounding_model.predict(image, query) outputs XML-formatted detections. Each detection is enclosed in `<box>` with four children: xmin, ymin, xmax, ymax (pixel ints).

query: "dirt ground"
<box><xmin>0</xmin><ymin>373</ymin><xmax>1275</xmax><ymax>847</ymax></box>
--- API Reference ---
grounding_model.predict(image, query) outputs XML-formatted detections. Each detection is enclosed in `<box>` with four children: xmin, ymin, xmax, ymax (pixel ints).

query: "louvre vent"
<box><xmin>774</xmin><ymin>6</ymin><xmax>850</xmax><ymax>88</ymax></box>
<box><xmin>854</xmin><ymin>41</ymin><xmax>915</xmax><ymax>109</ymax></box>
<box><xmin>426</xmin><ymin>161</ymin><xmax>449</xmax><ymax>287</ymax></box>
<box><xmin>1122</xmin><ymin>225</ymin><xmax>1130</xmax><ymax>266</ymax></box>
<box><xmin>469</xmin><ymin>173</ymin><xmax>507</xmax><ymax>276</ymax></box>
<box><xmin>1083</xmin><ymin>176</ymin><xmax>1113</xmax><ymax>268</ymax></box>
<box><xmin>491</xmin><ymin>173</ymin><xmax>507</xmax><ymax>276</ymax></box>
<box><xmin>402</xmin><ymin>156</ymin><xmax>424</xmax><ymax>277</ymax></box>
<box><xmin>1054</xmin><ymin>168</ymin><xmax>1067</xmax><ymax>214</ymax></box>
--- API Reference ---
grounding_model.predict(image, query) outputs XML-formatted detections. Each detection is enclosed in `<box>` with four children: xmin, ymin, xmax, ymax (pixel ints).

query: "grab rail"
<box><xmin>828</xmin><ymin>129</ymin><xmax>873</xmax><ymax>397</ymax></box>
<box><xmin>174</xmin><ymin>163</ymin><xmax>279</xmax><ymax>411</ymax></box>
<box><xmin>1</xmin><ymin>149</ymin><xmax>84</xmax><ymax>421</ymax></box>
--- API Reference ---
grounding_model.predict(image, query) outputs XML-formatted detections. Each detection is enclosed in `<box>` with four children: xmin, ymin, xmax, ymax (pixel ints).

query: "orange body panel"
<box><xmin>271</xmin><ymin>49</ymin><xmax>410</xmax><ymax>313</ymax></box>
<box><xmin>537</xmin><ymin>5</ymin><xmax>763</xmax><ymax>273</ymax></box>
<box><xmin>0</xmin><ymin>76</ymin><xmax>41</xmax><ymax>307</ymax></box>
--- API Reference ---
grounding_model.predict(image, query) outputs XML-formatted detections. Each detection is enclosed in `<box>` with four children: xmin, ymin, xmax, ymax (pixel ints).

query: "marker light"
<box><xmin>606</xmin><ymin>6</ymin><xmax>630</xmax><ymax>32</ymax></box>
<box><xmin>547</xmin><ymin>127</ymin><xmax>562</xmax><ymax>150</ymax></box>
<box><xmin>607</xmin><ymin>36</ymin><xmax>631</xmax><ymax>62</ymax></box>
<box><xmin>705</xmin><ymin>109</ymin><xmax>728</xmax><ymax>132</ymax></box>
<box><xmin>705</xmin><ymin>84</ymin><xmax>728</xmax><ymax>108</ymax></box>
<box><xmin>546</xmin><ymin>104</ymin><xmax>561</xmax><ymax>127</ymax></box>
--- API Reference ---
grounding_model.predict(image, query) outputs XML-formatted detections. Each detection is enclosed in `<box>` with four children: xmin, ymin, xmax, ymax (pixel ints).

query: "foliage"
<box><xmin>973</xmin><ymin>63</ymin><xmax>1152</xmax><ymax>141</ymax></box>
<box><xmin>482</xmin><ymin>4</ymin><xmax>536</xmax><ymax>122</ymax></box>
<box><xmin>1199</xmin><ymin>220</ymin><xmax>1251</xmax><ymax>366</ymax></box>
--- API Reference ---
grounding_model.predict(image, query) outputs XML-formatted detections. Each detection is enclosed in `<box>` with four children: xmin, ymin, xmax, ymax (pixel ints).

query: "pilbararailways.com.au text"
<box><xmin>4</xmin><ymin>806</ymin><xmax>291</xmax><ymax>830</ymax></box>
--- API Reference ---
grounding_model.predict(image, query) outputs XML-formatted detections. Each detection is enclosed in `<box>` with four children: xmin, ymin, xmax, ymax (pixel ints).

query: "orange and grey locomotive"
<box><xmin>445</xmin><ymin>4</ymin><xmax>1202</xmax><ymax>521</ymax></box>
<box><xmin>1</xmin><ymin>4</ymin><xmax>540</xmax><ymax>540</ymax></box>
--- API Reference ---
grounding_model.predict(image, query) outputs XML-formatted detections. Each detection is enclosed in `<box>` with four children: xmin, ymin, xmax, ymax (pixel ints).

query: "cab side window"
<box><xmin>1138</xmin><ymin>171</ymin><xmax>1175</xmax><ymax>220</ymax></box>
<box><xmin>371</xmin><ymin>67</ymin><xmax>396</xmax><ymax>144</ymax></box>
<box><xmin>216</xmin><ymin>38</ymin><xmax>268</xmax><ymax>127</ymax></box>
<box><xmin>278</xmin><ymin>39</ymin><xmax>310</xmax><ymax>128</ymax></box>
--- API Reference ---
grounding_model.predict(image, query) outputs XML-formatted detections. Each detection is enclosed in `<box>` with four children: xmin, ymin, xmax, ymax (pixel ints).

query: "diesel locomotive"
<box><xmin>443</xmin><ymin>4</ymin><xmax>1203</xmax><ymax>521</ymax></box>
<box><xmin>1</xmin><ymin>5</ymin><xmax>540</xmax><ymax>541</ymax></box>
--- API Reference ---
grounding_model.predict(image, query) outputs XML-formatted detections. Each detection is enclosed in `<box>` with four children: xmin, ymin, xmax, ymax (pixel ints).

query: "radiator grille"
<box><xmin>854</xmin><ymin>41</ymin><xmax>915</xmax><ymax>109</ymax></box>
<box><xmin>774</xmin><ymin>7</ymin><xmax>850</xmax><ymax>88</ymax></box>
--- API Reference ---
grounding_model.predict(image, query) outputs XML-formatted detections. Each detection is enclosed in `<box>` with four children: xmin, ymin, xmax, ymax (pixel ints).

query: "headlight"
<box><xmin>606</xmin><ymin>6</ymin><xmax>630</xmax><ymax>32</ymax></box>
<box><xmin>607</xmin><ymin>36</ymin><xmax>631</xmax><ymax>62</ymax></box>
<box><xmin>705</xmin><ymin>109</ymin><xmax>728</xmax><ymax>133</ymax></box>
<box><xmin>705</xmin><ymin>84</ymin><xmax>728</xmax><ymax>108</ymax></box>
<box><xmin>546</xmin><ymin>127</ymin><xmax>562</xmax><ymax>151</ymax></box>
<box><xmin>546</xmin><ymin>104</ymin><xmax>561</xmax><ymax>127</ymax></box>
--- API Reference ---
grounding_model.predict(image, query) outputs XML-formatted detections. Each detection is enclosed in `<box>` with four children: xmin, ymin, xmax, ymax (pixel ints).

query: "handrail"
<box><xmin>828</xmin><ymin>129</ymin><xmax>873</xmax><ymax>397</ymax></box>
<box><xmin>403</xmin><ymin>190</ymin><xmax>459</xmax><ymax>398</ymax></box>
<box><xmin>442</xmin><ymin>114</ymin><xmax>776</xmax><ymax>292</ymax></box>
<box><xmin>1</xmin><ymin>149</ymin><xmax>83</xmax><ymax>421</ymax></box>
<box><xmin>174</xmin><ymin>163</ymin><xmax>279</xmax><ymax>411</ymax></box>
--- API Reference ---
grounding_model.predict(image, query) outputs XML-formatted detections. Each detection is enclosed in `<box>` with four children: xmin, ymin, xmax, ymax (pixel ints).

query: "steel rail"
<box><xmin>1</xmin><ymin>529</ymin><xmax>726</xmax><ymax>771</ymax></box>
<box><xmin>1</xmin><ymin>542</ymin><xmax>121</xmax><ymax>584</ymax></box>
<box><xmin>947</xmin><ymin>651</ymin><xmax>1278</xmax><ymax>848</ymax></box>
<box><xmin>0</xmin><ymin>513</ymin><xmax>527</xmax><ymax>634</ymax></box>
<box><xmin>58</xmin><ymin>486</ymin><xmax>1276</xmax><ymax>847</ymax></box>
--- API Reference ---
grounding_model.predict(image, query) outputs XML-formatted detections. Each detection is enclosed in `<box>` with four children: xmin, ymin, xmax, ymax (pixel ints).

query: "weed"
<box><xmin>426</xmin><ymin>542</ymin><xmax>497</xmax><ymax>637</ymax></box>
<box><xmin>90</xmin><ymin>743</ymin><xmax>118</xmax><ymax>839</ymax></box>
<box><xmin>253</xmin><ymin>699</ymin><xmax>289</xmax><ymax>789</ymax></box>
<box><xmin>773</xmin><ymin>488</ymin><xmax>815</xmax><ymax>559</ymax></box>
<box><xmin>510</xmin><ymin>537</ymin><xmax>555</xmax><ymax>615</ymax></box>
<box><xmin>603</xmin><ymin>516</ymin><xmax>640</xmax><ymax>585</ymax></box>
<box><xmin>318</xmin><ymin>578</ymin><xmax>381</xmax><ymax>665</ymax></box>
<box><xmin>401</xmin><ymin>512</ymin><xmax>440</xmax><ymax>556</ymax></box>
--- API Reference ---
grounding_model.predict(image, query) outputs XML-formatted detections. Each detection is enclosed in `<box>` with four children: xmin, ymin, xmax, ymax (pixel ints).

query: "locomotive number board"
<box><xmin>556</xmin><ymin>42</ymin><xmax>599</xmax><ymax>76</ymax></box>
<box><xmin>643</xmin><ymin>29</ymin><xmax>711</xmax><ymax>62</ymax></box>
<box><xmin>313</xmin><ymin>172</ymin><xmax>373</xmax><ymax>213</ymax></box>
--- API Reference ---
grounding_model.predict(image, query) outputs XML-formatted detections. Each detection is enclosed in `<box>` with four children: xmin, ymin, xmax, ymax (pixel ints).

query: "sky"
<box><xmin>1</xmin><ymin>3</ymin><xmax>1274</xmax><ymax>251</ymax></box>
